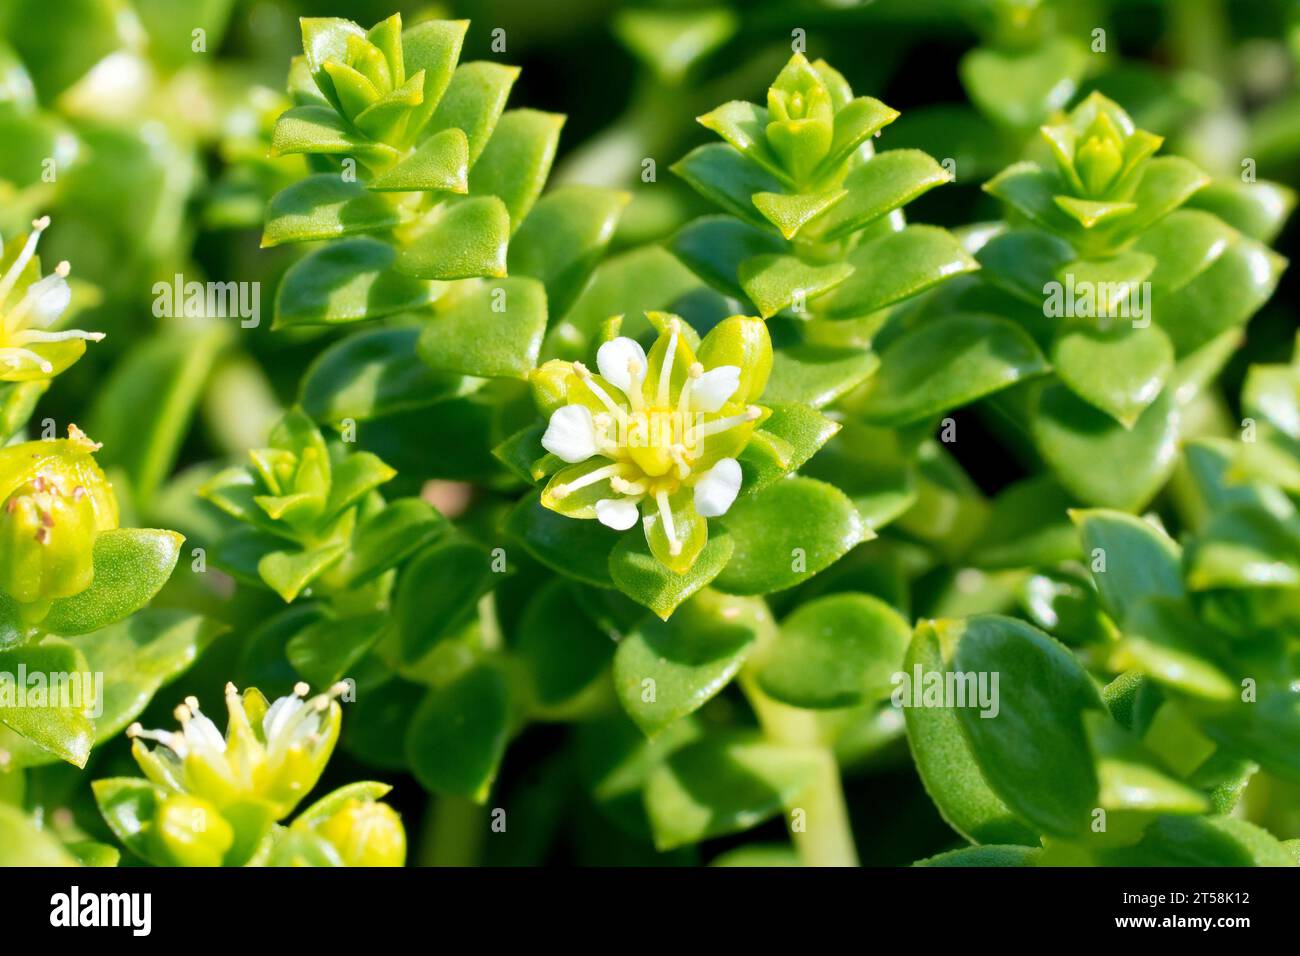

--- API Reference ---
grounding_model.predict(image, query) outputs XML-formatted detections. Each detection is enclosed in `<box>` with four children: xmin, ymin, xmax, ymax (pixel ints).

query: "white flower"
<box><xmin>540</xmin><ymin>317</ymin><xmax>762</xmax><ymax>562</ymax></box>
<box><xmin>595</xmin><ymin>496</ymin><xmax>640</xmax><ymax>530</ymax></box>
<box><xmin>541</xmin><ymin>403</ymin><xmax>599</xmax><ymax>463</ymax></box>
<box><xmin>127</xmin><ymin>681</ymin><xmax>348</xmax><ymax>818</ymax></box>
<box><xmin>596</xmin><ymin>335</ymin><xmax>647</xmax><ymax>395</ymax></box>
<box><xmin>690</xmin><ymin>365</ymin><xmax>741</xmax><ymax>412</ymax></box>
<box><xmin>694</xmin><ymin>458</ymin><xmax>742</xmax><ymax>517</ymax></box>
<box><xmin>0</xmin><ymin>217</ymin><xmax>103</xmax><ymax>380</ymax></box>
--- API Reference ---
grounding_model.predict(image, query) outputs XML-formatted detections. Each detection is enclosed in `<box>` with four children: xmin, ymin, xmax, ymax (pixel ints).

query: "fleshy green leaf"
<box><xmin>738</xmin><ymin>254</ymin><xmax>852</xmax><ymax>319</ymax></box>
<box><xmin>395</xmin><ymin>195</ymin><xmax>510</xmax><ymax>279</ymax></box>
<box><xmin>821</xmin><ymin>225</ymin><xmax>979</xmax><ymax>319</ymax></box>
<box><xmin>274</xmin><ymin>237</ymin><xmax>442</xmax><ymax>328</ymax></box>
<box><xmin>300</xmin><ymin>326</ymin><xmax>479</xmax><ymax>423</ymax></box>
<box><xmin>1051</xmin><ymin>323</ymin><xmax>1174</xmax><ymax>427</ymax></box>
<box><xmin>608</xmin><ymin>530</ymin><xmax>734</xmax><ymax>621</ymax></box>
<box><xmin>960</xmin><ymin>36</ymin><xmax>1088</xmax><ymax>129</ymax></box>
<box><xmin>342</xmin><ymin>498</ymin><xmax>446</xmax><ymax>586</ymax></box>
<box><xmin>424</xmin><ymin>61</ymin><xmax>519</xmax><ymax>165</ymax></box>
<box><xmin>0</xmin><ymin>641</ymin><xmax>95</xmax><ymax>767</ymax></box>
<box><xmin>614</xmin><ymin>590</ymin><xmax>770</xmax><ymax>735</ymax></box>
<box><xmin>406</xmin><ymin>663</ymin><xmax>511</xmax><ymax>802</ymax></box>
<box><xmin>860</xmin><ymin>313</ymin><xmax>1049</xmax><ymax>425</ymax></box>
<box><xmin>397</xmin><ymin>537</ymin><xmax>496</xmax><ymax>662</ymax></box>
<box><xmin>737</xmin><ymin>402</ymin><xmax>840</xmax><ymax>495</ymax></box>
<box><xmin>756</xmin><ymin>593</ymin><xmax>910</xmax><ymax>709</ymax></box>
<box><xmin>468</xmin><ymin>109</ymin><xmax>565</xmax><ymax>228</ymax></box>
<box><xmin>643</xmin><ymin>731</ymin><xmax>821</xmax><ymax>850</ymax></box>
<box><xmin>669</xmin><ymin>215</ymin><xmax>784</xmax><ymax>301</ymax></box>
<box><xmin>41</xmin><ymin>529</ymin><xmax>184</xmax><ymax>637</ymax></box>
<box><xmin>902</xmin><ymin>620</ymin><xmax>1040</xmax><ymax>845</ymax></box>
<box><xmin>1072</xmin><ymin>509</ymin><xmax>1183</xmax><ymax>622</ymax></box>
<box><xmin>368</xmin><ymin>127</ymin><xmax>468</xmax><ymax>193</ymax></box>
<box><xmin>809</xmin><ymin>150</ymin><xmax>952</xmax><ymax>240</ymax></box>
<box><xmin>1033</xmin><ymin>382</ymin><xmax>1180</xmax><ymax>510</ymax></box>
<box><xmin>417</xmin><ymin>276</ymin><xmax>547</xmax><ymax>379</ymax></box>
<box><xmin>504</xmin><ymin>491</ymin><xmax>618</xmax><ymax>588</ymax></box>
<box><xmin>714</xmin><ymin>477</ymin><xmax>867</xmax><ymax>595</ymax></box>
<box><xmin>262</xmin><ymin>174</ymin><xmax>400</xmax><ymax>248</ymax></box>
<box><xmin>510</xmin><ymin>186</ymin><xmax>630</xmax><ymax>319</ymax></box>
<box><xmin>952</xmin><ymin>615</ymin><xmax>1102</xmax><ymax>838</ymax></box>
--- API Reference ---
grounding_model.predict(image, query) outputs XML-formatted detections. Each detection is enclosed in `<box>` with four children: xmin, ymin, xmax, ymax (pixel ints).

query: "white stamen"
<box><xmin>0</xmin><ymin>217</ymin><xmax>50</xmax><ymax>309</ymax></box>
<box><xmin>655</xmin><ymin>489</ymin><xmax>681</xmax><ymax>556</ymax></box>
<box><xmin>609</xmin><ymin>476</ymin><xmax>646</xmax><ymax>495</ymax></box>
<box><xmin>0</xmin><ymin>348</ymin><xmax>53</xmax><ymax>374</ymax></box>
<box><xmin>573</xmin><ymin>362</ymin><xmax>628</xmax><ymax>426</ymax></box>
<box><xmin>657</xmin><ymin>319</ymin><xmax>680</xmax><ymax>407</ymax></box>
<box><xmin>693</xmin><ymin>405</ymin><xmax>761</xmax><ymax>440</ymax></box>
<box><xmin>13</xmin><ymin>329</ymin><xmax>105</xmax><ymax>344</ymax></box>
<box><xmin>679</xmin><ymin>362</ymin><xmax>702</xmax><ymax>414</ymax></box>
<box><xmin>669</xmin><ymin>445</ymin><xmax>691</xmax><ymax>479</ymax></box>
<box><xmin>552</xmin><ymin>462</ymin><xmax>626</xmax><ymax>500</ymax></box>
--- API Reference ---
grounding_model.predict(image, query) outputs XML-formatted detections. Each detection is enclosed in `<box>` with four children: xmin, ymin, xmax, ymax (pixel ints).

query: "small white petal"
<box><xmin>691</xmin><ymin>365</ymin><xmax>741</xmax><ymax>412</ymax></box>
<box><xmin>694</xmin><ymin>458</ymin><xmax>742</xmax><ymax>517</ymax></box>
<box><xmin>595</xmin><ymin>497</ymin><xmax>641</xmax><ymax>530</ymax></box>
<box><xmin>21</xmin><ymin>274</ymin><xmax>71</xmax><ymax>328</ymax></box>
<box><xmin>183</xmin><ymin>713</ymin><xmax>227</xmax><ymax>754</ymax></box>
<box><xmin>542</xmin><ymin>404</ymin><xmax>599</xmax><ymax>463</ymax></box>
<box><xmin>596</xmin><ymin>336</ymin><xmax>647</xmax><ymax>397</ymax></box>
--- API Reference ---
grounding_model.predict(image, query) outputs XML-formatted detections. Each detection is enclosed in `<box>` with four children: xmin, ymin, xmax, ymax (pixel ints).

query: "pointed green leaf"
<box><xmin>860</xmin><ymin>313</ymin><xmax>1049</xmax><ymax>425</ymax></box>
<box><xmin>608</xmin><ymin>531</ymin><xmax>734</xmax><ymax>621</ymax></box>
<box><xmin>614</xmin><ymin>590</ymin><xmax>769</xmax><ymax>735</ymax></box>
<box><xmin>368</xmin><ymin>127</ymin><xmax>468</xmax><ymax>192</ymax></box>
<box><xmin>41</xmin><ymin>529</ymin><xmax>184</xmax><ymax>637</ymax></box>
<box><xmin>468</xmin><ymin>109</ymin><xmax>565</xmax><ymax>228</ymax></box>
<box><xmin>301</xmin><ymin>326</ymin><xmax>479</xmax><ymax>423</ymax></box>
<box><xmin>809</xmin><ymin>150</ymin><xmax>951</xmax><ymax>240</ymax></box>
<box><xmin>822</xmin><ymin>224</ymin><xmax>979</xmax><ymax>319</ymax></box>
<box><xmin>417</xmin><ymin>276</ymin><xmax>547</xmax><ymax>379</ymax></box>
<box><xmin>262</xmin><ymin>174</ymin><xmax>399</xmax><ymax>247</ymax></box>
<box><xmin>406</xmin><ymin>663</ymin><xmax>511</xmax><ymax>802</ymax></box>
<box><xmin>395</xmin><ymin>195</ymin><xmax>510</xmax><ymax>279</ymax></box>
<box><xmin>274</xmin><ymin>237</ymin><xmax>442</xmax><ymax>328</ymax></box>
<box><xmin>1052</xmin><ymin>323</ymin><xmax>1174</xmax><ymax>427</ymax></box>
<box><xmin>1033</xmin><ymin>382</ymin><xmax>1180</xmax><ymax>510</ymax></box>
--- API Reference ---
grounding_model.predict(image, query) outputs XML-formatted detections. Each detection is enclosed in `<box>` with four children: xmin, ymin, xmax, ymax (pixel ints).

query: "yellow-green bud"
<box><xmin>150</xmin><ymin>793</ymin><xmax>234</xmax><ymax>867</ymax></box>
<box><xmin>1075</xmin><ymin>118</ymin><xmax>1125</xmax><ymax>198</ymax></box>
<box><xmin>0</xmin><ymin>473</ymin><xmax>99</xmax><ymax>609</ymax></box>
<box><xmin>317</xmin><ymin>799</ymin><xmax>406</xmax><ymax>867</ymax></box>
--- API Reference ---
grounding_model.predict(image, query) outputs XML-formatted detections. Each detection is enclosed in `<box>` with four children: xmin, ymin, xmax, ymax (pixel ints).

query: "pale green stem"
<box><xmin>739</xmin><ymin>673</ymin><xmax>859</xmax><ymax>867</ymax></box>
<box><xmin>418</xmin><ymin>794</ymin><xmax>486</xmax><ymax>867</ymax></box>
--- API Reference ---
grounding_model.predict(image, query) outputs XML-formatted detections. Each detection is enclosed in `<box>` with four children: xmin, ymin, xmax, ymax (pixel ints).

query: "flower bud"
<box><xmin>0</xmin><ymin>473</ymin><xmax>99</xmax><ymax>608</ymax></box>
<box><xmin>316</xmin><ymin>799</ymin><xmax>406</xmax><ymax>867</ymax></box>
<box><xmin>1075</xmin><ymin>115</ymin><xmax>1125</xmax><ymax>197</ymax></box>
<box><xmin>149</xmin><ymin>793</ymin><xmax>234</xmax><ymax>867</ymax></box>
<box><xmin>765</xmin><ymin>54</ymin><xmax>834</xmax><ymax>181</ymax></box>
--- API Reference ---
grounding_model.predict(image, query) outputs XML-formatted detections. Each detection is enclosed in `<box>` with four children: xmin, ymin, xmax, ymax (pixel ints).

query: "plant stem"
<box><xmin>740</xmin><ymin>674</ymin><xmax>859</xmax><ymax>867</ymax></box>
<box><xmin>418</xmin><ymin>795</ymin><xmax>486</xmax><ymax>867</ymax></box>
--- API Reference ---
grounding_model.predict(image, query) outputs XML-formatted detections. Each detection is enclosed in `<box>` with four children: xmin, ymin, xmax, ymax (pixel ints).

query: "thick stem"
<box><xmin>740</xmin><ymin>674</ymin><xmax>859</xmax><ymax>867</ymax></box>
<box><xmin>418</xmin><ymin>794</ymin><xmax>486</xmax><ymax>867</ymax></box>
